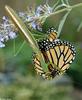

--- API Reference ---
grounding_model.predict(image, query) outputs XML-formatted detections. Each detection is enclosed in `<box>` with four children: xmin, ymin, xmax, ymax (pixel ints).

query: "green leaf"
<box><xmin>57</xmin><ymin>10</ymin><xmax>71</xmax><ymax>37</ymax></box>
<box><xmin>5</xmin><ymin>5</ymin><xmax>39</xmax><ymax>53</ymax></box>
<box><xmin>77</xmin><ymin>22</ymin><xmax>82</xmax><ymax>32</ymax></box>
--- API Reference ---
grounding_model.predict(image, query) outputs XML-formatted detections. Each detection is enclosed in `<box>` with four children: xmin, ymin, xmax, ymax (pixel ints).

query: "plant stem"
<box><xmin>14</xmin><ymin>40</ymin><xmax>26</xmax><ymax>56</ymax></box>
<box><xmin>33</xmin><ymin>33</ymin><xmax>47</xmax><ymax>38</ymax></box>
<box><xmin>16</xmin><ymin>3</ymin><xmax>82</xmax><ymax>25</ymax></box>
<box><xmin>49</xmin><ymin>3</ymin><xmax>82</xmax><ymax>17</ymax></box>
<box><xmin>13</xmin><ymin>39</ymin><xmax>16</xmax><ymax>56</ymax></box>
<box><xmin>36</xmin><ymin>3</ymin><xmax>82</xmax><ymax>20</ymax></box>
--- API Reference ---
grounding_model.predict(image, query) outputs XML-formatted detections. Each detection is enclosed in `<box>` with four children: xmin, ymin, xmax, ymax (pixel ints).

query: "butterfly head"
<box><xmin>47</xmin><ymin>27</ymin><xmax>58</xmax><ymax>41</ymax></box>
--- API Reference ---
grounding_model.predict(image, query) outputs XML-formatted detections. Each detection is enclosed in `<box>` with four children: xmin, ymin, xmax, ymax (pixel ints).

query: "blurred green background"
<box><xmin>0</xmin><ymin>0</ymin><xmax>82</xmax><ymax>100</ymax></box>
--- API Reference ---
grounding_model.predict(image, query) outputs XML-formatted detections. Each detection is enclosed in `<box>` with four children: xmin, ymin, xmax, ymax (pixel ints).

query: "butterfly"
<box><xmin>5</xmin><ymin>6</ymin><xmax>76</xmax><ymax>80</ymax></box>
<box><xmin>33</xmin><ymin>28</ymin><xmax>76</xmax><ymax>79</ymax></box>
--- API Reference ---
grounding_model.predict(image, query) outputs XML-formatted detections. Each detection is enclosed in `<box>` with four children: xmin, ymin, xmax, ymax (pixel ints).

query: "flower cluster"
<box><xmin>18</xmin><ymin>4</ymin><xmax>53</xmax><ymax>31</ymax></box>
<box><xmin>0</xmin><ymin>16</ymin><xmax>17</xmax><ymax>48</ymax></box>
<box><xmin>18</xmin><ymin>0</ymin><xmax>71</xmax><ymax>31</ymax></box>
<box><xmin>0</xmin><ymin>0</ymin><xmax>72</xmax><ymax>48</ymax></box>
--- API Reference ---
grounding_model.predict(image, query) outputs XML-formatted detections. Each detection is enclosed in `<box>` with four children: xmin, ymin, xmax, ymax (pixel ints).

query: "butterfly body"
<box><xmin>33</xmin><ymin>28</ymin><xmax>76</xmax><ymax>79</ymax></box>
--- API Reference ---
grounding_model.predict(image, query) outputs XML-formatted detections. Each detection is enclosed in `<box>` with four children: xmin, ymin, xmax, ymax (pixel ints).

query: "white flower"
<box><xmin>31</xmin><ymin>21</ymin><xmax>37</xmax><ymax>29</ymax></box>
<box><xmin>0</xmin><ymin>0</ymin><xmax>72</xmax><ymax>48</ymax></box>
<box><xmin>19</xmin><ymin>12</ymin><xmax>25</xmax><ymax>17</ymax></box>
<box><xmin>35</xmin><ymin>4</ymin><xmax>52</xmax><ymax>16</ymax></box>
<box><xmin>17</xmin><ymin>1</ymin><xmax>71</xmax><ymax>32</ymax></box>
<box><xmin>35</xmin><ymin>5</ymin><xmax>43</xmax><ymax>17</ymax></box>
<box><xmin>4</xmin><ymin>35</ymin><xmax>9</xmax><ymax>41</ymax></box>
<box><xmin>8</xmin><ymin>31</ymin><xmax>17</xmax><ymax>39</ymax></box>
<box><xmin>0</xmin><ymin>41</ymin><xmax>5</xmax><ymax>48</ymax></box>
<box><xmin>27</xmin><ymin>15</ymin><xmax>33</xmax><ymax>22</ymax></box>
<box><xmin>0</xmin><ymin>34</ymin><xmax>5</xmax><ymax>42</ymax></box>
<box><xmin>2</xmin><ymin>16</ymin><xmax>9</xmax><ymax>23</ymax></box>
<box><xmin>18</xmin><ymin>4</ymin><xmax>53</xmax><ymax>31</ymax></box>
<box><xmin>0</xmin><ymin>16</ymin><xmax>17</xmax><ymax>48</ymax></box>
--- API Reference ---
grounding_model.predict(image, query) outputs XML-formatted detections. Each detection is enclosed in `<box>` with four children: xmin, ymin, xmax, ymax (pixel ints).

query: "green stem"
<box><xmin>33</xmin><ymin>33</ymin><xmax>47</xmax><ymax>38</ymax></box>
<box><xmin>13</xmin><ymin>39</ymin><xmax>16</xmax><ymax>56</ymax></box>
<box><xmin>49</xmin><ymin>3</ymin><xmax>82</xmax><ymax>17</ymax></box>
<box><xmin>35</xmin><ymin>3</ymin><xmax>82</xmax><ymax>20</ymax></box>
<box><xmin>14</xmin><ymin>40</ymin><xmax>26</xmax><ymax>56</ymax></box>
<box><xmin>17</xmin><ymin>3</ymin><xmax>82</xmax><ymax>24</ymax></box>
<box><xmin>52</xmin><ymin>0</ymin><xmax>60</xmax><ymax>9</ymax></box>
<box><xmin>71</xmin><ymin>2</ymin><xmax>82</xmax><ymax>9</ymax></box>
